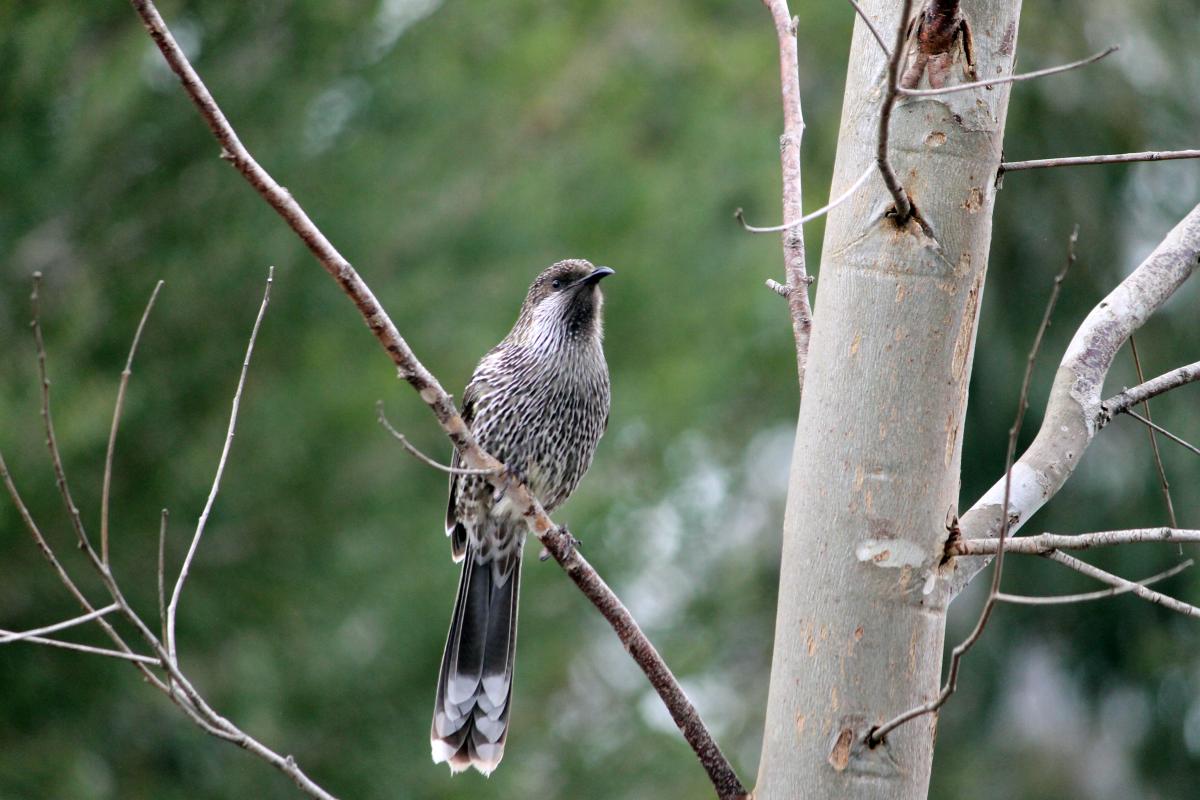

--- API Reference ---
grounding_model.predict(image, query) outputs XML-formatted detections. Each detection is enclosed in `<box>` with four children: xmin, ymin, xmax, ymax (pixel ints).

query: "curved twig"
<box><xmin>996</xmin><ymin>559</ymin><xmax>1193</xmax><ymax>606</ymax></box>
<box><xmin>735</xmin><ymin>164</ymin><xmax>874</xmax><ymax>233</ymax></box>
<box><xmin>899</xmin><ymin>45</ymin><xmax>1117</xmax><ymax>97</ymax></box>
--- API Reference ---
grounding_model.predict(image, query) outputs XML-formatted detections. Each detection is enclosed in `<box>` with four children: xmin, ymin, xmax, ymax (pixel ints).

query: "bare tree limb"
<box><xmin>127</xmin><ymin>1</ymin><xmax>745</xmax><ymax>796</ymax></box>
<box><xmin>898</xmin><ymin>45</ymin><xmax>1116</xmax><ymax>97</ymax></box>
<box><xmin>1044</xmin><ymin>550</ymin><xmax>1200</xmax><ymax>618</ymax></box>
<box><xmin>951</xmin><ymin>528</ymin><xmax>1200</xmax><ymax>556</ymax></box>
<box><xmin>877</xmin><ymin>0</ymin><xmax>919</xmax><ymax>227</ymax></box>
<box><xmin>761</xmin><ymin>0</ymin><xmax>813</xmax><ymax>399</ymax></box>
<box><xmin>0</xmin><ymin>631</ymin><xmax>161</xmax><ymax>664</ymax></box>
<box><xmin>735</xmin><ymin>164</ymin><xmax>874</xmax><ymax>233</ymax></box>
<box><xmin>868</xmin><ymin>224</ymin><xmax>1074</xmax><ymax>747</ymax></box>
<box><xmin>1000</xmin><ymin>149</ymin><xmax>1200</xmax><ymax>174</ymax></box>
<box><xmin>101</xmin><ymin>280</ymin><xmax>164</xmax><ymax>564</ymax></box>
<box><xmin>996</xmin><ymin>559</ymin><xmax>1193</xmax><ymax>606</ymax></box>
<box><xmin>0</xmin><ymin>604</ymin><xmax>121</xmax><ymax>645</ymax></box>
<box><xmin>948</xmin><ymin>203</ymin><xmax>1200</xmax><ymax>600</ymax></box>
<box><xmin>1123</xmin><ymin>411</ymin><xmax>1200</xmax><ymax>457</ymax></box>
<box><xmin>166</xmin><ymin>267</ymin><xmax>272</xmax><ymax>664</ymax></box>
<box><xmin>1101</xmin><ymin>359</ymin><xmax>1200</xmax><ymax>422</ymax></box>
<box><xmin>377</xmin><ymin>402</ymin><xmax>499</xmax><ymax>476</ymax></box>
<box><xmin>158</xmin><ymin>508</ymin><xmax>169</xmax><ymax>647</ymax></box>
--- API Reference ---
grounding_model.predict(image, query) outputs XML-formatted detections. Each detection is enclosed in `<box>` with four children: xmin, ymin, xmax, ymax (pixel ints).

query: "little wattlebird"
<box><xmin>431</xmin><ymin>259</ymin><xmax>614</xmax><ymax>774</ymax></box>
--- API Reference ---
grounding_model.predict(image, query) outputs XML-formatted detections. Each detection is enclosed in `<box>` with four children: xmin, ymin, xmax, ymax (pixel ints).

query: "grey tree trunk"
<box><xmin>755</xmin><ymin>2</ymin><xmax>1023</xmax><ymax>798</ymax></box>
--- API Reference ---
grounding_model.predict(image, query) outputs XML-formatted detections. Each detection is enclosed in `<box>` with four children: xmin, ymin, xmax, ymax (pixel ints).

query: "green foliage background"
<box><xmin>1</xmin><ymin>1</ymin><xmax>1198</xmax><ymax>798</ymax></box>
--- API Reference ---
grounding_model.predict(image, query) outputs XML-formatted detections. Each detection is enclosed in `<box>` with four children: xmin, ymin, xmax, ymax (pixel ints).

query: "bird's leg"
<box><xmin>539</xmin><ymin>525</ymin><xmax>582</xmax><ymax>562</ymax></box>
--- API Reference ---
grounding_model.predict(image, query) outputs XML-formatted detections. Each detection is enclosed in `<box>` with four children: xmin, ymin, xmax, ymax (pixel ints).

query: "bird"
<box><xmin>431</xmin><ymin>258</ymin><xmax>614</xmax><ymax>775</ymax></box>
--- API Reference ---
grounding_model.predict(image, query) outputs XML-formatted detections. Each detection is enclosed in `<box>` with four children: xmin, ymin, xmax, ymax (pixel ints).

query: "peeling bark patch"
<box><xmin>925</xmin><ymin>130</ymin><xmax>947</xmax><ymax>148</ymax></box>
<box><xmin>963</xmin><ymin>186</ymin><xmax>983</xmax><ymax>212</ymax></box>
<box><xmin>853</xmin><ymin>626</ymin><xmax>864</xmax><ymax>642</ymax></box>
<box><xmin>950</xmin><ymin>273</ymin><xmax>982</xmax><ymax>381</ymax></box>
<box><xmin>850</xmin><ymin>331</ymin><xmax>862</xmax><ymax>357</ymax></box>
<box><xmin>828</xmin><ymin>728</ymin><xmax>853</xmax><ymax>772</ymax></box>
<box><xmin>999</xmin><ymin>21</ymin><xmax>1016</xmax><ymax>56</ymax></box>
<box><xmin>795</xmin><ymin>713</ymin><xmax>806</xmax><ymax>738</ymax></box>
<box><xmin>856</xmin><ymin>537</ymin><xmax>926</xmax><ymax>568</ymax></box>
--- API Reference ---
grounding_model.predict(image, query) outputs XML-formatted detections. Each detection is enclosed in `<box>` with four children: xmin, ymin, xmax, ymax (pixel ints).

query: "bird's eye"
<box><xmin>551</xmin><ymin>279</ymin><xmax>563</xmax><ymax>290</ymax></box>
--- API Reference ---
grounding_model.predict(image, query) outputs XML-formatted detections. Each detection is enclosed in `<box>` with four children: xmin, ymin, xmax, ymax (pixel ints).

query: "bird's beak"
<box><xmin>575</xmin><ymin>266</ymin><xmax>615</xmax><ymax>288</ymax></box>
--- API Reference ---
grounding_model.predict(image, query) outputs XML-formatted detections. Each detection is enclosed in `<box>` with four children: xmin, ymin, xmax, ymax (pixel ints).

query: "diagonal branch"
<box><xmin>997</xmin><ymin>559</ymin><xmax>1193</xmax><ymax>606</ymax></box>
<box><xmin>735</xmin><ymin>164</ymin><xmax>874</xmax><ymax>233</ymax></box>
<box><xmin>899</xmin><ymin>45</ymin><xmax>1116</xmax><ymax>97</ymax></box>
<box><xmin>948</xmin><ymin>203</ymin><xmax>1200</xmax><ymax>600</ymax></box>
<box><xmin>0</xmin><ymin>604</ymin><xmax>121</xmax><ymax>644</ymax></box>
<box><xmin>166</xmin><ymin>267</ymin><xmax>272</xmax><ymax>664</ymax></box>
<box><xmin>1101</xmin><ymin>359</ymin><xmax>1200</xmax><ymax>422</ymax></box>
<box><xmin>1128</xmin><ymin>335</ymin><xmax>1178</xmax><ymax>529</ymax></box>
<box><xmin>128</xmin><ymin>1</ymin><xmax>745</xmax><ymax>796</ymax></box>
<box><xmin>1123</xmin><ymin>411</ymin><xmax>1200</xmax><ymax>457</ymax></box>
<box><xmin>1043</xmin><ymin>551</ymin><xmax>1200</xmax><ymax>618</ymax></box>
<box><xmin>101</xmin><ymin>280</ymin><xmax>164</xmax><ymax>564</ymax></box>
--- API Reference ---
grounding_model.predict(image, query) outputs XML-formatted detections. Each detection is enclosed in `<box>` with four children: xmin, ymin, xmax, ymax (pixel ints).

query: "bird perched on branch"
<box><xmin>431</xmin><ymin>259</ymin><xmax>614</xmax><ymax>774</ymax></box>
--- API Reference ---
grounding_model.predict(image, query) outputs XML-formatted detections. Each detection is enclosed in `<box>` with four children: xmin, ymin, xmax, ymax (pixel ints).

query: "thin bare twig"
<box><xmin>845</xmin><ymin>0</ymin><xmax>892</xmax><ymax>58</ymax></box>
<box><xmin>997</xmin><ymin>559</ymin><xmax>1193</xmax><ymax>606</ymax></box>
<box><xmin>1044</xmin><ymin>550</ymin><xmax>1200</xmax><ymax>618</ymax></box>
<box><xmin>950</xmin><ymin>528</ymin><xmax>1200</xmax><ymax>556</ymax></box>
<box><xmin>167</xmin><ymin>267</ymin><xmax>273</xmax><ymax>664</ymax></box>
<box><xmin>1129</xmin><ymin>335</ymin><xmax>1178</xmax><ymax>530</ymax></box>
<box><xmin>877</xmin><ymin>0</ymin><xmax>918</xmax><ymax>226</ymax></box>
<box><xmin>899</xmin><ymin>45</ymin><xmax>1117</xmax><ymax>97</ymax></box>
<box><xmin>761</xmin><ymin>0</ymin><xmax>813</xmax><ymax>404</ymax></box>
<box><xmin>377</xmin><ymin>402</ymin><xmax>499</xmax><ymax>476</ymax></box>
<box><xmin>101</xmin><ymin>280</ymin><xmax>164</xmax><ymax>564</ymax></box>
<box><xmin>1000</xmin><ymin>149</ymin><xmax>1200</xmax><ymax>174</ymax></box>
<box><xmin>0</xmin><ymin>631</ymin><xmax>161</xmax><ymax>664</ymax></box>
<box><xmin>735</xmin><ymin>164</ymin><xmax>874</xmax><ymax>233</ymax></box>
<box><xmin>128</xmin><ymin>1</ymin><xmax>744</xmax><ymax>795</ymax></box>
<box><xmin>869</xmin><ymin>225</ymin><xmax>1076</xmax><ymax>747</ymax></box>
<box><xmin>0</xmin><ymin>604</ymin><xmax>120</xmax><ymax>644</ymax></box>
<box><xmin>1102</xmin><ymin>360</ymin><xmax>1200</xmax><ymax>423</ymax></box>
<box><xmin>1124</xmin><ymin>411</ymin><xmax>1200</xmax><ymax>457</ymax></box>
<box><xmin>158</xmin><ymin>508</ymin><xmax>169</xmax><ymax>647</ymax></box>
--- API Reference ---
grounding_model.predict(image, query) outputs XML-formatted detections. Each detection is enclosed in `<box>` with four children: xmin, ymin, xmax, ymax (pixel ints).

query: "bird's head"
<box><xmin>510</xmin><ymin>259</ymin><xmax>614</xmax><ymax>347</ymax></box>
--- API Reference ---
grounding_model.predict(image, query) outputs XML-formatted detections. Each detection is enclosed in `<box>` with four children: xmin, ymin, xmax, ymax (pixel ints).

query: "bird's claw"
<box><xmin>539</xmin><ymin>525</ymin><xmax>581</xmax><ymax>562</ymax></box>
<box><xmin>492</xmin><ymin>464</ymin><xmax>528</xmax><ymax>504</ymax></box>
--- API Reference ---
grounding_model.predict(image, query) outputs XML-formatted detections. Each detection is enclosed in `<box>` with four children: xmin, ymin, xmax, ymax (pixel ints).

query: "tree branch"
<box><xmin>877</xmin><ymin>0</ymin><xmax>919</xmax><ymax>227</ymax></box>
<box><xmin>898</xmin><ymin>45</ymin><xmax>1116</xmax><ymax>97</ymax></box>
<box><xmin>166</xmin><ymin>267</ymin><xmax>272</xmax><ymax>664</ymax></box>
<box><xmin>868</xmin><ymin>224</ymin><xmax>1073</xmax><ymax>747</ymax></box>
<box><xmin>1000</xmin><ymin>149</ymin><xmax>1200</xmax><ymax>174</ymax></box>
<box><xmin>1122</xmin><ymin>411</ymin><xmax>1200</xmax><ymax>457</ymax></box>
<box><xmin>735</xmin><ymin>164</ymin><xmax>874</xmax><ymax>233</ymax></box>
<box><xmin>950</xmin><ymin>528</ymin><xmax>1200</xmax><ymax>556</ymax></box>
<box><xmin>101</xmin><ymin>280</ymin><xmax>164</xmax><ymax>564</ymax></box>
<box><xmin>1101</xmin><ymin>359</ymin><xmax>1200</xmax><ymax>422</ymax></box>
<box><xmin>1043</xmin><ymin>551</ymin><xmax>1200</xmax><ymax>618</ymax></box>
<box><xmin>996</xmin><ymin>559</ymin><xmax>1193</xmax><ymax>606</ymax></box>
<box><xmin>948</xmin><ymin>203</ymin><xmax>1200</xmax><ymax>600</ymax></box>
<box><xmin>0</xmin><ymin>604</ymin><xmax>121</xmax><ymax>645</ymax></box>
<box><xmin>1128</xmin><ymin>335</ymin><xmax>1179</xmax><ymax>529</ymax></box>
<box><xmin>127</xmin><ymin>1</ymin><xmax>745</xmax><ymax>795</ymax></box>
<box><xmin>377</xmin><ymin>402</ymin><xmax>499</xmax><ymax>476</ymax></box>
<box><xmin>761</xmin><ymin>0</ymin><xmax>813</xmax><ymax>399</ymax></box>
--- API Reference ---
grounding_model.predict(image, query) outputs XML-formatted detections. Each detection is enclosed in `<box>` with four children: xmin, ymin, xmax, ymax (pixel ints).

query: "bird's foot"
<box><xmin>492</xmin><ymin>463</ymin><xmax>528</xmax><ymax>505</ymax></box>
<box><xmin>539</xmin><ymin>525</ymin><xmax>582</xmax><ymax>562</ymax></box>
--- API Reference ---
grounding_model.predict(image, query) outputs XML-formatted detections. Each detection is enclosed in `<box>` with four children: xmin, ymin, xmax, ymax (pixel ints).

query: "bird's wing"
<box><xmin>445</xmin><ymin>381</ymin><xmax>479</xmax><ymax>562</ymax></box>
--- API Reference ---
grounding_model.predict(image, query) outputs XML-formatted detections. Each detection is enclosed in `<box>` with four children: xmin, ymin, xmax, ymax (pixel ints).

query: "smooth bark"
<box><xmin>756</xmin><ymin>2</ymin><xmax>1022</xmax><ymax>797</ymax></box>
